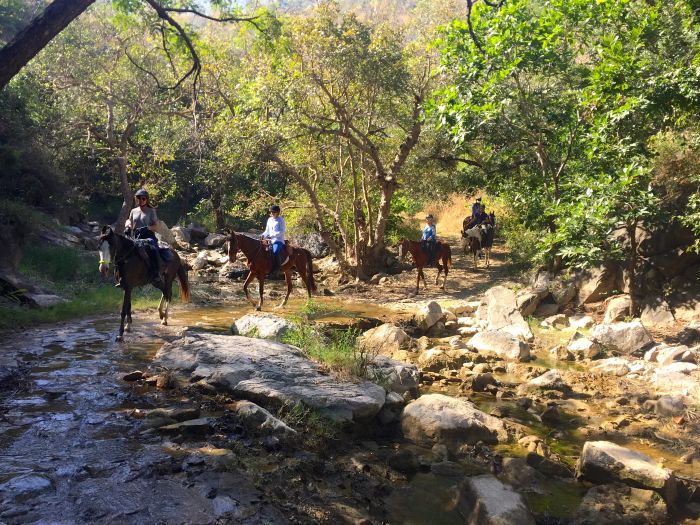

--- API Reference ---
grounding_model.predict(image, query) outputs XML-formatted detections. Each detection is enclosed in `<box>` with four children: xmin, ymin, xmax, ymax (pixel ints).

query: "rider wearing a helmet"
<box><xmin>117</xmin><ymin>189</ymin><xmax>161</xmax><ymax>286</ymax></box>
<box><xmin>261</xmin><ymin>205</ymin><xmax>286</xmax><ymax>273</ymax></box>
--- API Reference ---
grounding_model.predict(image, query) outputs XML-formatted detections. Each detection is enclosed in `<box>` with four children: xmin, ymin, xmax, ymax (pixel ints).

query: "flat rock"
<box><xmin>155</xmin><ymin>332</ymin><xmax>386</xmax><ymax>422</ymax></box>
<box><xmin>401</xmin><ymin>394</ymin><xmax>507</xmax><ymax>448</ymax></box>
<box><xmin>575</xmin><ymin>441</ymin><xmax>677</xmax><ymax>505</ymax></box>
<box><xmin>571</xmin><ymin>483</ymin><xmax>667</xmax><ymax>525</ymax></box>
<box><xmin>591</xmin><ymin>357</ymin><xmax>630</xmax><ymax>376</ymax></box>
<box><xmin>456</xmin><ymin>475</ymin><xmax>535</xmax><ymax>525</ymax></box>
<box><xmin>468</xmin><ymin>331</ymin><xmax>530</xmax><ymax>361</ymax></box>
<box><xmin>230</xmin><ymin>313</ymin><xmax>294</xmax><ymax>339</ymax></box>
<box><xmin>591</xmin><ymin>320</ymin><xmax>653</xmax><ymax>354</ymax></box>
<box><xmin>525</xmin><ymin>370</ymin><xmax>569</xmax><ymax>391</ymax></box>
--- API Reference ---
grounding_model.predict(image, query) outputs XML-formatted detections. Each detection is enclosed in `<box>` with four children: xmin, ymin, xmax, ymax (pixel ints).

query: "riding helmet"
<box><xmin>135</xmin><ymin>189</ymin><xmax>149</xmax><ymax>199</ymax></box>
<box><xmin>270</xmin><ymin>205</ymin><xmax>281</xmax><ymax>213</ymax></box>
<box><xmin>426</xmin><ymin>214</ymin><xmax>434</xmax><ymax>220</ymax></box>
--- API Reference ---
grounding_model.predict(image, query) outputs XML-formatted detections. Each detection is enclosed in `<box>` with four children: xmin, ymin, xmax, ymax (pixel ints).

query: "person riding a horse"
<box><xmin>471</xmin><ymin>197</ymin><xmax>482</xmax><ymax>218</ymax></box>
<box><xmin>421</xmin><ymin>214</ymin><xmax>438</xmax><ymax>265</ymax></box>
<box><xmin>116</xmin><ymin>189</ymin><xmax>163</xmax><ymax>287</ymax></box>
<box><xmin>463</xmin><ymin>203</ymin><xmax>492</xmax><ymax>236</ymax></box>
<box><xmin>261</xmin><ymin>205</ymin><xmax>287</xmax><ymax>274</ymax></box>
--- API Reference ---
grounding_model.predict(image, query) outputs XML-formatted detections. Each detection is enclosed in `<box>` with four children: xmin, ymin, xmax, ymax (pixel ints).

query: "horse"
<box><xmin>226</xmin><ymin>231</ymin><xmax>316</xmax><ymax>310</ymax></box>
<box><xmin>98</xmin><ymin>226</ymin><xmax>190</xmax><ymax>341</ymax></box>
<box><xmin>397</xmin><ymin>238</ymin><xmax>452</xmax><ymax>294</ymax></box>
<box><xmin>461</xmin><ymin>223</ymin><xmax>493</xmax><ymax>268</ymax></box>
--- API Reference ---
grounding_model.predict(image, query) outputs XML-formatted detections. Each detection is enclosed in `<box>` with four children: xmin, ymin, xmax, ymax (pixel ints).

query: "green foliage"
<box><xmin>281</xmin><ymin>324</ymin><xmax>366</xmax><ymax>376</ymax></box>
<box><xmin>273</xmin><ymin>400</ymin><xmax>340</xmax><ymax>448</ymax></box>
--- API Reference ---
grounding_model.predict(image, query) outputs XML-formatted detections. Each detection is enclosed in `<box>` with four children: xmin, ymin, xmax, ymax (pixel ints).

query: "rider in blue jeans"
<box><xmin>261</xmin><ymin>205</ymin><xmax>286</xmax><ymax>273</ymax></box>
<box><xmin>422</xmin><ymin>214</ymin><xmax>437</xmax><ymax>264</ymax></box>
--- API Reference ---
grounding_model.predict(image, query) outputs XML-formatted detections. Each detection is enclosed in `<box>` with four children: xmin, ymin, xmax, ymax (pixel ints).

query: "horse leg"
<box><xmin>117</xmin><ymin>288</ymin><xmax>131</xmax><ymax>341</ymax></box>
<box><xmin>256</xmin><ymin>277</ymin><xmax>264</xmax><ymax>311</ymax></box>
<box><xmin>158</xmin><ymin>295</ymin><xmax>165</xmax><ymax>320</ymax></box>
<box><xmin>486</xmin><ymin>249</ymin><xmax>491</xmax><ymax>268</ymax></box>
<box><xmin>435</xmin><ymin>263</ymin><xmax>442</xmax><ymax>285</ymax></box>
<box><xmin>415</xmin><ymin>268</ymin><xmax>421</xmax><ymax>294</ymax></box>
<box><xmin>162</xmin><ymin>278</ymin><xmax>173</xmax><ymax>326</ymax></box>
<box><xmin>442</xmin><ymin>256</ymin><xmax>448</xmax><ymax>290</ymax></box>
<box><xmin>420</xmin><ymin>268</ymin><xmax>428</xmax><ymax>290</ymax></box>
<box><xmin>277</xmin><ymin>270</ymin><xmax>292</xmax><ymax>309</ymax></box>
<box><xmin>242</xmin><ymin>271</ymin><xmax>256</xmax><ymax>307</ymax></box>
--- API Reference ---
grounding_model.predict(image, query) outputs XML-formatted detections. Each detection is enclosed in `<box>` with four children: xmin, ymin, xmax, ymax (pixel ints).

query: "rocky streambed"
<box><xmin>1</xmin><ymin>278</ymin><xmax>700</xmax><ymax>524</ymax></box>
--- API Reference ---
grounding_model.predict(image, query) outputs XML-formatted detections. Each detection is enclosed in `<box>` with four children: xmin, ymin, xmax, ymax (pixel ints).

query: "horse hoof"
<box><xmin>161</xmin><ymin>320</ymin><xmax>168</xmax><ymax>326</ymax></box>
<box><xmin>116</xmin><ymin>335</ymin><xmax>123</xmax><ymax>342</ymax></box>
<box><xmin>255</xmin><ymin>306</ymin><xmax>261</xmax><ymax>312</ymax></box>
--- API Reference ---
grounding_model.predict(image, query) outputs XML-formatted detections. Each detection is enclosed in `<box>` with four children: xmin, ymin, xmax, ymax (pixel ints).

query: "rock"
<box><xmin>204</xmin><ymin>233</ymin><xmax>227</xmax><ymax>248</ymax></box>
<box><xmin>357</xmin><ymin>324</ymin><xmax>411</xmax><ymax>356</ymax></box>
<box><xmin>387</xmin><ymin>448</ymin><xmax>419</xmax><ymax>474</ymax></box>
<box><xmin>366</xmin><ymin>356</ymin><xmax>419</xmax><ymax>394</ymax></box>
<box><xmin>576</xmin><ymin>265</ymin><xmax>622</xmax><ymax>304</ymax></box>
<box><xmin>192</xmin><ymin>251</ymin><xmax>210</xmax><ymax>270</ymax></box>
<box><xmin>458</xmin><ymin>326</ymin><xmax>479</xmax><ymax>337</ymax></box>
<box><xmin>485</xmin><ymin>286</ymin><xmax>534</xmax><ymax>341</ymax></box>
<box><xmin>457</xmin><ymin>316</ymin><xmax>475</xmax><ymax>327</ymax></box>
<box><xmin>540</xmin><ymin>405</ymin><xmax>561</xmax><ymax>425</ymax></box>
<box><xmin>525</xmin><ymin>452</ymin><xmax>572</xmax><ymax>478</ymax></box>
<box><xmin>651</xmin><ymin>368</ymin><xmax>700</xmax><ymax>397</ymax></box>
<box><xmin>431</xmin><ymin>460</ymin><xmax>465</xmax><ymax>477</ymax></box>
<box><xmin>122</xmin><ymin>370</ymin><xmax>144</xmax><ymax>381</ymax></box>
<box><xmin>369</xmin><ymin>272</ymin><xmax>389</xmax><ymax>285</ymax></box>
<box><xmin>155</xmin><ymin>333</ymin><xmax>386</xmax><ymax>422</ymax></box>
<box><xmin>591</xmin><ymin>320</ymin><xmax>653</xmax><ymax>354</ymax></box>
<box><xmin>658</xmin><ymin>362</ymin><xmax>698</xmax><ymax>374</ymax></box>
<box><xmin>419</xmin><ymin>348</ymin><xmax>471</xmax><ymax>372</ymax></box>
<box><xmin>567</xmin><ymin>332</ymin><xmax>602</xmax><ymax>360</ymax></box>
<box><xmin>534</xmin><ymin>302</ymin><xmax>559</xmax><ymax>317</ymax></box>
<box><xmin>641</xmin><ymin>300</ymin><xmax>675</xmax><ymax>328</ymax></box>
<box><xmin>400</xmin><ymin>394</ymin><xmax>507</xmax><ymax>448</ymax></box>
<box><xmin>470</xmin><ymin>372</ymin><xmax>497</xmax><ymax>392</ymax></box>
<box><xmin>426</xmin><ymin>321</ymin><xmax>446</xmax><ymax>337</ymax></box>
<box><xmin>569</xmin><ymin>315</ymin><xmax>595</xmax><ymax>329</ymax></box>
<box><xmin>654</xmin><ymin>345</ymin><xmax>690</xmax><ymax>366</ymax></box>
<box><xmin>525</xmin><ymin>370</ymin><xmax>569</xmax><ymax>391</ymax></box>
<box><xmin>571</xmin><ymin>483</ymin><xmax>667</xmax><ymax>525</ymax></box>
<box><xmin>449</xmin><ymin>336</ymin><xmax>467</xmax><ymax>349</ymax></box>
<box><xmin>415</xmin><ymin>301</ymin><xmax>444</xmax><ymax>331</ymax></box>
<box><xmin>650</xmin><ymin>247</ymin><xmax>700</xmax><ymax>278</ymax></box>
<box><xmin>449</xmin><ymin>301</ymin><xmax>481</xmax><ymax>315</ymax></box>
<box><xmin>377</xmin><ymin>391</ymin><xmax>405</xmax><ymax>425</ymax></box>
<box><xmin>154</xmin><ymin>220</ymin><xmax>177</xmax><ymax>246</ymax></box>
<box><xmin>229</xmin><ymin>400</ymin><xmax>296</xmax><ymax>434</ymax></box>
<box><xmin>230</xmin><ymin>313</ymin><xmax>294</xmax><ymax>339</ymax></box>
<box><xmin>187</xmin><ymin>223</ymin><xmax>208</xmax><ymax>241</ymax></box>
<box><xmin>655</xmin><ymin>395</ymin><xmax>685</xmax><ymax>417</ymax></box>
<box><xmin>159</xmin><ymin>417</ymin><xmax>213</xmax><ymax>435</ymax></box>
<box><xmin>468</xmin><ymin>331</ymin><xmax>530</xmax><ymax>361</ymax></box>
<box><xmin>171</xmin><ymin>225</ymin><xmax>191</xmax><ymax>245</ymax></box>
<box><xmin>604</xmin><ymin>295</ymin><xmax>631</xmax><ymax>323</ymax></box>
<box><xmin>553</xmin><ymin>282</ymin><xmax>578</xmax><ymax>306</ymax></box>
<box><xmin>0</xmin><ymin>474</ymin><xmax>53</xmax><ymax>498</ymax></box>
<box><xmin>0</xmin><ymin>268</ymin><xmax>64</xmax><ymax>308</ymax></box>
<box><xmin>541</xmin><ymin>314</ymin><xmax>568</xmax><ymax>329</ymax></box>
<box><xmin>290</xmin><ymin>232</ymin><xmax>329</xmax><ymax>258</ymax></box>
<box><xmin>518</xmin><ymin>435</ymin><xmax>550</xmax><ymax>457</ymax></box>
<box><xmin>550</xmin><ymin>345</ymin><xmax>573</xmax><ymax>361</ymax></box>
<box><xmin>516</xmin><ymin>292</ymin><xmax>541</xmax><ymax>317</ymax></box>
<box><xmin>455</xmin><ymin>475</ymin><xmax>535</xmax><ymax>525</ymax></box>
<box><xmin>592</xmin><ymin>357</ymin><xmax>630</xmax><ymax>376</ymax></box>
<box><xmin>575</xmin><ymin>441</ymin><xmax>677</xmax><ymax>505</ymax></box>
<box><xmin>679</xmin><ymin>321</ymin><xmax>700</xmax><ymax>346</ymax></box>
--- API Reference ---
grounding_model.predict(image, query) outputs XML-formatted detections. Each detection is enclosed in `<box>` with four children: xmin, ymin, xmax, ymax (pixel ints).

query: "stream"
<box><xmin>1</xmin><ymin>298</ymin><xmax>698</xmax><ymax>524</ymax></box>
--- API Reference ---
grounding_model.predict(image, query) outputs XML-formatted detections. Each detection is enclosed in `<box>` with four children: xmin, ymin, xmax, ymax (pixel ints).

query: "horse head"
<box><xmin>225</xmin><ymin>229</ymin><xmax>238</xmax><ymax>263</ymax></box>
<box><xmin>397</xmin><ymin>238</ymin><xmax>408</xmax><ymax>260</ymax></box>
<box><xmin>97</xmin><ymin>226</ymin><xmax>115</xmax><ymax>276</ymax></box>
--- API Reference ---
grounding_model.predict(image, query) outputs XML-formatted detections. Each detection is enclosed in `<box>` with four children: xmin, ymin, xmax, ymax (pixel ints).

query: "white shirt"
<box><xmin>262</xmin><ymin>216</ymin><xmax>286</xmax><ymax>243</ymax></box>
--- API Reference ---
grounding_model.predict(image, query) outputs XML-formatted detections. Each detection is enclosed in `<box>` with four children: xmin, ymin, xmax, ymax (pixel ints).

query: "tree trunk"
<box><xmin>0</xmin><ymin>0</ymin><xmax>96</xmax><ymax>90</ymax></box>
<box><xmin>211</xmin><ymin>189</ymin><xmax>224</xmax><ymax>231</ymax></box>
<box><xmin>115</xmin><ymin>157</ymin><xmax>132</xmax><ymax>235</ymax></box>
<box><xmin>627</xmin><ymin>221</ymin><xmax>639</xmax><ymax>318</ymax></box>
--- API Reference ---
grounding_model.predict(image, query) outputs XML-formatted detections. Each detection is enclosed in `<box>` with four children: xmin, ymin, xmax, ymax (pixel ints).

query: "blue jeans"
<box><xmin>271</xmin><ymin>241</ymin><xmax>284</xmax><ymax>255</ymax></box>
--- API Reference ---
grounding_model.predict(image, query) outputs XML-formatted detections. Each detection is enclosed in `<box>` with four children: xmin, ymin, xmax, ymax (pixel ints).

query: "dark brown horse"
<box><xmin>461</xmin><ymin>223</ymin><xmax>492</xmax><ymax>268</ymax></box>
<box><xmin>226</xmin><ymin>232</ymin><xmax>316</xmax><ymax>310</ymax></box>
<box><xmin>98</xmin><ymin>226</ymin><xmax>189</xmax><ymax>340</ymax></box>
<box><xmin>397</xmin><ymin>238</ymin><xmax>452</xmax><ymax>294</ymax></box>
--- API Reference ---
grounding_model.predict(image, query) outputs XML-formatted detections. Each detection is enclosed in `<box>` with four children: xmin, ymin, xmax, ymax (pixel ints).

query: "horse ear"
<box><xmin>101</xmin><ymin>225</ymin><xmax>113</xmax><ymax>235</ymax></box>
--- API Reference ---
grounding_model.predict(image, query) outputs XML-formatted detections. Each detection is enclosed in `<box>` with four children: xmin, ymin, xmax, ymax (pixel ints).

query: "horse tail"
<box><xmin>305</xmin><ymin>249</ymin><xmax>317</xmax><ymax>293</ymax></box>
<box><xmin>445</xmin><ymin>244</ymin><xmax>452</xmax><ymax>267</ymax></box>
<box><xmin>177</xmin><ymin>261</ymin><xmax>190</xmax><ymax>304</ymax></box>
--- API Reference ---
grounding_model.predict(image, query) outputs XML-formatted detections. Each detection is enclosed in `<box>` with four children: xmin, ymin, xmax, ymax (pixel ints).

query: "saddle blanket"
<box><xmin>134</xmin><ymin>239</ymin><xmax>173</xmax><ymax>262</ymax></box>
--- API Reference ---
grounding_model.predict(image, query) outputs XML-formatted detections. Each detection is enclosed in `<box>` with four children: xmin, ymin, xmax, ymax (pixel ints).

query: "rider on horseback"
<box><xmin>117</xmin><ymin>189</ymin><xmax>162</xmax><ymax>287</ymax></box>
<box><xmin>422</xmin><ymin>214</ymin><xmax>438</xmax><ymax>265</ymax></box>
<box><xmin>463</xmin><ymin>203</ymin><xmax>493</xmax><ymax>258</ymax></box>
<box><xmin>261</xmin><ymin>205</ymin><xmax>286</xmax><ymax>274</ymax></box>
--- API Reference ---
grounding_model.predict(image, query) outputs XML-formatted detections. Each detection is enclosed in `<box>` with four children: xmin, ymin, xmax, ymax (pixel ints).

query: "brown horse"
<box><xmin>397</xmin><ymin>238</ymin><xmax>452</xmax><ymax>294</ymax></box>
<box><xmin>226</xmin><ymin>232</ymin><xmax>316</xmax><ymax>310</ymax></box>
<box><xmin>98</xmin><ymin>226</ymin><xmax>189</xmax><ymax>341</ymax></box>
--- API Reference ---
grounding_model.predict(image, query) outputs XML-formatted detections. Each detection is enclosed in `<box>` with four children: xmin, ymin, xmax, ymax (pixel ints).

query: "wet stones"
<box><xmin>455</xmin><ymin>475</ymin><xmax>535</xmax><ymax>525</ymax></box>
<box><xmin>468</xmin><ymin>331</ymin><xmax>531</xmax><ymax>362</ymax></box>
<box><xmin>575</xmin><ymin>441</ymin><xmax>678</xmax><ymax>506</ymax></box>
<box><xmin>590</xmin><ymin>320</ymin><xmax>653</xmax><ymax>354</ymax></box>
<box><xmin>400</xmin><ymin>394</ymin><xmax>507</xmax><ymax>449</ymax></box>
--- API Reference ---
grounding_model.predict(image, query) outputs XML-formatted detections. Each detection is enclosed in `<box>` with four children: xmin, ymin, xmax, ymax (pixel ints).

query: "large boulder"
<box><xmin>401</xmin><ymin>394</ymin><xmax>507</xmax><ymax>448</ymax></box>
<box><xmin>575</xmin><ymin>441</ymin><xmax>677</xmax><ymax>505</ymax></box>
<box><xmin>230</xmin><ymin>313</ymin><xmax>294</xmax><ymax>340</ymax></box>
<box><xmin>415</xmin><ymin>301</ymin><xmax>444</xmax><ymax>331</ymax></box>
<box><xmin>0</xmin><ymin>268</ymin><xmax>63</xmax><ymax>308</ymax></box>
<box><xmin>485</xmin><ymin>286</ymin><xmax>534</xmax><ymax>341</ymax></box>
<box><xmin>603</xmin><ymin>295</ymin><xmax>631</xmax><ymax>323</ymax></box>
<box><xmin>154</xmin><ymin>220</ymin><xmax>177</xmax><ymax>246</ymax></box>
<box><xmin>357</xmin><ymin>324</ymin><xmax>411</xmax><ymax>356</ymax></box>
<box><xmin>591</xmin><ymin>320</ymin><xmax>653</xmax><ymax>354</ymax></box>
<box><xmin>204</xmin><ymin>233</ymin><xmax>227</xmax><ymax>249</ymax></box>
<box><xmin>640</xmin><ymin>300</ymin><xmax>675</xmax><ymax>328</ymax></box>
<box><xmin>456</xmin><ymin>475</ymin><xmax>535</xmax><ymax>525</ymax></box>
<box><xmin>155</xmin><ymin>332</ymin><xmax>386</xmax><ymax>422</ymax></box>
<box><xmin>171</xmin><ymin>226</ymin><xmax>191</xmax><ymax>246</ymax></box>
<box><xmin>576</xmin><ymin>265</ymin><xmax>622</xmax><ymax>304</ymax></box>
<box><xmin>365</xmin><ymin>356</ymin><xmax>419</xmax><ymax>394</ymax></box>
<box><xmin>571</xmin><ymin>483</ymin><xmax>667</xmax><ymax>525</ymax></box>
<box><xmin>516</xmin><ymin>292</ymin><xmax>541</xmax><ymax>317</ymax></box>
<box><xmin>567</xmin><ymin>332</ymin><xmax>602</xmax><ymax>359</ymax></box>
<box><xmin>649</xmin><ymin>247</ymin><xmax>700</xmax><ymax>278</ymax></box>
<box><xmin>187</xmin><ymin>223</ymin><xmax>209</xmax><ymax>241</ymax></box>
<box><xmin>468</xmin><ymin>331</ymin><xmax>530</xmax><ymax>361</ymax></box>
<box><xmin>290</xmin><ymin>232</ymin><xmax>329</xmax><ymax>258</ymax></box>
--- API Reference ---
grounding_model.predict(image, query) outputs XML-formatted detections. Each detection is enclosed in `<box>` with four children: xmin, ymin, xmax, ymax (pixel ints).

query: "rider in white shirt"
<box><xmin>261</xmin><ymin>205</ymin><xmax>286</xmax><ymax>271</ymax></box>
